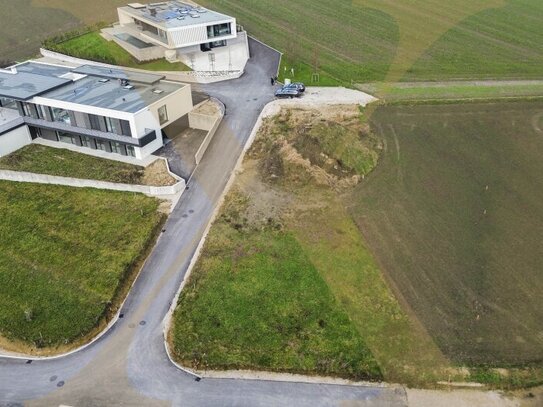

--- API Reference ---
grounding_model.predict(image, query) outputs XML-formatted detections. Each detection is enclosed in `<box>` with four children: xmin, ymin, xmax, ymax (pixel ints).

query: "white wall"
<box><xmin>169</xmin><ymin>18</ymin><xmax>236</xmax><ymax>48</ymax></box>
<box><xmin>132</xmin><ymin>83</ymin><xmax>192</xmax><ymax>158</ymax></box>
<box><xmin>0</xmin><ymin>126</ymin><xmax>31</xmax><ymax>158</ymax></box>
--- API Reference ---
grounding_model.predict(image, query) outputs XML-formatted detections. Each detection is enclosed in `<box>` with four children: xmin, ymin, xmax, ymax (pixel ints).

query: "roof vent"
<box><xmin>98</xmin><ymin>78</ymin><xmax>110</xmax><ymax>83</ymax></box>
<box><xmin>190</xmin><ymin>13</ymin><xmax>200</xmax><ymax>18</ymax></box>
<box><xmin>152</xmin><ymin>89</ymin><xmax>164</xmax><ymax>94</ymax></box>
<box><xmin>124</xmin><ymin>85</ymin><xmax>135</xmax><ymax>90</ymax></box>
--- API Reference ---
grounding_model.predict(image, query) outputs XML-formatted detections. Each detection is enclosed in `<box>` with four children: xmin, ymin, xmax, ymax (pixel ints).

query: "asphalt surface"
<box><xmin>0</xmin><ymin>39</ymin><xmax>407</xmax><ymax>407</ymax></box>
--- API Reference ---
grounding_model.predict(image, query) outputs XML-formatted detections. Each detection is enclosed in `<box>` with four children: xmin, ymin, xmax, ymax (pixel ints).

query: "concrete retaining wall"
<box><xmin>193</xmin><ymin>98</ymin><xmax>225</xmax><ymax>164</ymax></box>
<box><xmin>101</xmin><ymin>29</ymin><xmax>165</xmax><ymax>62</ymax></box>
<box><xmin>0</xmin><ymin>169</ymin><xmax>186</xmax><ymax>197</ymax></box>
<box><xmin>40</xmin><ymin>49</ymin><xmax>243</xmax><ymax>84</ymax></box>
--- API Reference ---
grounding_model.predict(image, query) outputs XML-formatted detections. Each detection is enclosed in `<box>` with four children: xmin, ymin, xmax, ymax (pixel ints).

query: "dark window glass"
<box><xmin>110</xmin><ymin>142</ymin><xmax>124</xmax><ymax>155</ymax></box>
<box><xmin>120</xmin><ymin>120</ymin><xmax>132</xmax><ymax>136</ymax></box>
<box><xmin>58</xmin><ymin>132</ymin><xmax>76</xmax><ymax>145</ymax></box>
<box><xmin>207</xmin><ymin>23</ymin><xmax>231</xmax><ymax>38</ymax></box>
<box><xmin>36</xmin><ymin>105</ymin><xmax>49</xmax><ymax>120</ymax></box>
<box><xmin>89</xmin><ymin>114</ymin><xmax>103</xmax><ymax>131</ymax></box>
<box><xmin>81</xmin><ymin>136</ymin><xmax>94</xmax><ymax>149</ymax></box>
<box><xmin>51</xmin><ymin>107</ymin><xmax>71</xmax><ymax>124</ymax></box>
<box><xmin>95</xmin><ymin>140</ymin><xmax>108</xmax><ymax>151</ymax></box>
<box><xmin>158</xmin><ymin>105</ymin><xmax>168</xmax><ymax>125</ymax></box>
<box><xmin>126</xmin><ymin>145</ymin><xmax>136</xmax><ymax>157</ymax></box>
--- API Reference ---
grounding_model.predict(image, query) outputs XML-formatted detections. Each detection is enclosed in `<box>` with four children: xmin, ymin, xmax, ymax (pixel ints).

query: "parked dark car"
<box><xmin>283</xmin><ymin>82</ymin><xmax>306</xmax><ymax>92</ymax></box>
<box><xmin>275</xmin><ymin>87</ymin><xmax>302</xmax><ymax>98</ymax></box>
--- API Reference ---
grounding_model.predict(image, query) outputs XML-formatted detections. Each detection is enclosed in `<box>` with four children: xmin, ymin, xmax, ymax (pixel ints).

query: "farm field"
<box><xmin>0</xmin><ymin>144</ymin><xmax>176</xmax><ymax>186</ymax></box>
<box><xmin>0</xmin><ymin>0</ymin><xmax>127</xmax><ymax>64</ymax></box>
<box><xmin>0</xmin><ymin>181</ymin><xmax>164</xmax><ymax>353</ymax></box>
<box><xmin>200</xmin><ymin>0</ymin><xmax>543</xmax><ymax>84</ymax></box>
<box><xmin>353</xmin><ymin>101</ymin><xmax>543</xmax><ymax>367</ymax></box>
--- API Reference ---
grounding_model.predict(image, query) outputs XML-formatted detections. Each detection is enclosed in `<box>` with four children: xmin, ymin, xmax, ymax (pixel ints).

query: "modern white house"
<box><xmin>0</xmin><ymin>61</ymin><xmax>193</xmax><ymax>160</ymax></box>
<box><xmin>103</xmin><ymin>1</ymin><xmax>249</xmax><ymax>72</ymax></box>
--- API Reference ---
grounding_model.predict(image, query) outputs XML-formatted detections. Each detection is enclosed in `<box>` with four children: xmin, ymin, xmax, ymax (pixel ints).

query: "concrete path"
<box><xmin>0</xmin><ymin>38</ymin><xmax>407</xmax><ymax>407</ymax></box>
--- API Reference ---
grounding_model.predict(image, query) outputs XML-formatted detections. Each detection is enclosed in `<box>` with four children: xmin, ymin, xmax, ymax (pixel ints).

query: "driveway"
<box><xmin>0</xmin><ymin>38</ymin><xmax>407</xmax><ymax>407</ymax></box>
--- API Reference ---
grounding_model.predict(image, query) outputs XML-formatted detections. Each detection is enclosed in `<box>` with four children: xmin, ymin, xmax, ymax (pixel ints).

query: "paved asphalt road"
<box><xmin>0</xmin><ymin>39</ymin><xmax>407</xmax><ymax>407</ymax></box>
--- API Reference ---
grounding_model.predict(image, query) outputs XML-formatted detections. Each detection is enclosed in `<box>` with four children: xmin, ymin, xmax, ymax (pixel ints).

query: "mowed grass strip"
<box><xmin>51</xmin><ymin>32</ymin><xmax>190</xmax><ymax>71</ymax></box>
<box><xmin>171</xmin><ymin>201</ymin><xmax>382</xmax><ymax>380</ymax></box>
<box><xmin>358</xmin><ymin>81</ymin><xmax>543</xmax><ymax>102</ymax></box>
<box><xmin>0</xmin><ymin>144</ymin><xmax>147</xmax><ymax>184</ymax></box>
<box><xmin>0</xmin><ymin>181</ymin><xmax>163</xmax><ymax>349</ymax></box>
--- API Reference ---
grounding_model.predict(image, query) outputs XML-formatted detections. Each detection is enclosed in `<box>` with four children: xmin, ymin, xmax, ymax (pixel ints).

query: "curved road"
<box><xmin>0</xmin><ymin>39</ymin><xmax>406</xmax><ymax>407</ymax></box>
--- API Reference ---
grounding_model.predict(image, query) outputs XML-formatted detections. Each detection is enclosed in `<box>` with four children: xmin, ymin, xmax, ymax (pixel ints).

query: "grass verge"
<box><xmin>0</xmin><ymin>181</ymin><xmax>164</xmax><ymax>353</ymax></box>
<box><xmin>357</xmin><ymin>82</ymin><xmax>543</xmax><ymax>102</ymax></box>
<box><xmin>0</xmin><ymin>144</ymin><xmax>176</xmax><ymax>186</ymax></box>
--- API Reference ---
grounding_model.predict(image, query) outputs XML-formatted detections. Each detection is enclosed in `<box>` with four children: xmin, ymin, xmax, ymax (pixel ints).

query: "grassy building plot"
<box><xmin>0</xmin><ymin>181</ymin><xmax>164</xmax><ymax>353</ymax></box>
<box><xmin>0</xmin><ymin>0</ymin><xmax>128</xmax><ymax>63</ymax></box>
<box><xmin>0</xmin><ymin>144</ymin><xmax>177</xmax><ymax>186</ymax></box>
<box><xmin>171</xmin><ymin>106</ymin><xmax>384</xmax><ymax>381</ymax></box>
<box><xmin>171</xmin><ymin>106</ymin><xmax>453</xmax><ymax>386</ymax></box>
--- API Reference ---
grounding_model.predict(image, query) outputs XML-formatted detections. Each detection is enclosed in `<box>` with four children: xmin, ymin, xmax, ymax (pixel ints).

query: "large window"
<box><xmin>207</xmin><ymin>23</ymin><xmax>231</xmax><ymax>39</ymax></box>
<box><xmin>0</xmin><ymin>97</ymin><xmax>17</xmax><ymax>110</ymax></box>
<box><xmin>51</xmin><ymin>107</ymin><xmax>71</xmax><ymax>125</ymax></box>
<box><xmin>58</xmin><ymin>132</ymin><xmax>77</xmax><ymax>145</ymax></box>
<box><xmin>81</xmin><ymin>136</ymin><xmax>95</xmax><ymax>149</ymax></box>
<box><xmin>158</xmin><ymin>105</ymin><xmax>168</xmax><ymax>125</ymax></box>
<box><xmin>110</xmin><ymin>142</ymin><xmax>124</xmax><ymax>155</ymax></box>
<box><xmin>95</xmin><ymin>140</ymin><xmax>108</xmax><ymax>152</ymax></box>
<box><xmin>89</xmin><ymin>114</ymin><xmax>103</xmax><ymax>131</ymax></box>
<box><xmin>37</xmin><ymin>105</ymin><xmax>49</xmax><ymax>120</ymax></box>
<box><xmin>126</xmin><ymin>145</ymin><xmax>136</xmax><ymax>157</ymax></box>
<box><xmin>120</xmin><ymin>120</ymin><xmax>132</xmax><ymax>136</ymax></box>
<box><xmin>200</xmin><ymin>40</ymin><xmax>227</xmax><ymax>52</ymax></box>
<box><xmin>105</xmin><ymin>117</ymin><xmax>119</xmax><ymax>134</ymax></box>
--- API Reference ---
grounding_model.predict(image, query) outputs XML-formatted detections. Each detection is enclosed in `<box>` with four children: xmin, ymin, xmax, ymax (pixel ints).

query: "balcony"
<box><xmin>24</xmin><ymin>117</ymin><xmax>157</xmax><ymax>147</ymax></box>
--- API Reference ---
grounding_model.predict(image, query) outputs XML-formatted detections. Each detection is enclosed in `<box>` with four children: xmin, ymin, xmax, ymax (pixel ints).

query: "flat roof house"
<box><xmin>103</xmin><ymin>1</ymin><xmax>249</xmax><ymax>72</ymax></box>
<box><xmin>0</xmin><ymin>61</ymin><xmax>193</xmax><ymax>160</ymax></box>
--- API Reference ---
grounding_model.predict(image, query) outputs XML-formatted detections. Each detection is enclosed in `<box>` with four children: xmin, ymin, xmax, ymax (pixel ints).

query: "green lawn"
<box><xmin>171</xmin><ymin>204</ymin><xmax>382</xmax><ymax>380</ymax></box>
<box><xmin>0</xmin><ymin>144</ymin><xmax>148</xmax><ymax>185</ymax></box>
<box><xmin>50</xmin><ymin>31</ymin><xmax>190</xmax><ymax>71</ymax></box>
<box><xmin>0</xmin><ymin>181</ymin><xmax>163</xmax><ymax>349</ymax></box>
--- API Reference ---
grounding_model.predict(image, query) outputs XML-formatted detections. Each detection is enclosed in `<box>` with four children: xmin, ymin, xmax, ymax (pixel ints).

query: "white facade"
<box><xmin>0</xmin><ymin>61</ymin><xmax>194</xmax><ymax>160</ymax></box>
<box><xmin>118</xmin><ymin>7</ymin><xmax>236</xmax><ymax>50</ymax></box>
<box><xmin>112</xmin><ymin>2</ymin><xmax>249</xmax><ymax>72</ymax></box>
<box><xmin>0</xmin><ymin>125</ymin><xmax>31</xmax><ymax>158</ymax></box>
